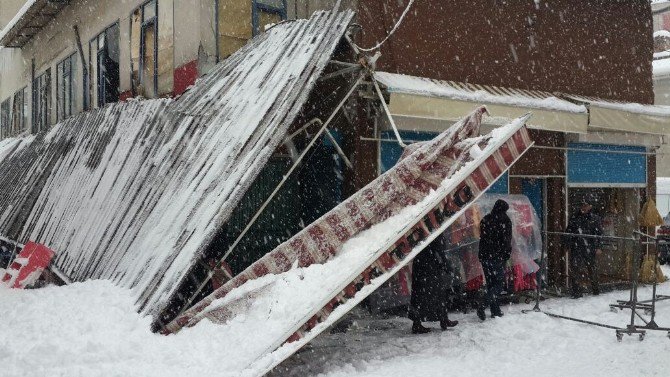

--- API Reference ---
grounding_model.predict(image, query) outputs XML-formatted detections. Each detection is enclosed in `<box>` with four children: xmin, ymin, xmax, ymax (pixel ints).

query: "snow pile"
<box><xmin>2</xmin><ymin>270</ymin><xmax>669</xmax><ymax>376</ymax></box>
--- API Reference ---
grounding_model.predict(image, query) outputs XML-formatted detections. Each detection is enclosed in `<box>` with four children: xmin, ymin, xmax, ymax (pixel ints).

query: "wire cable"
<box><xmin>354</xmin><ymin>0</ymin><xmax>415</xmax><ymax>52</ymax></box>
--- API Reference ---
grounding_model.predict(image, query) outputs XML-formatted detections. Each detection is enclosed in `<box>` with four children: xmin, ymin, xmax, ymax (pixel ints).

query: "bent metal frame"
<box><xmin>524</xmin><ymin>231</ymin><xmax>670</xmax><ymax>341</ymax></box>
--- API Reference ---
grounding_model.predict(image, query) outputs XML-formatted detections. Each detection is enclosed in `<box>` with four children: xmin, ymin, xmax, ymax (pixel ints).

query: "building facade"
<box><xmin>0</xmin><ymin>0</ymin><xmax>354</xmax><ymax>138</ymax></box>
<box><xmin>1</xmin><ymin>0</ymin><xmax>668</xmax><ymax>293</ymax></box>
<box><xmin>355</xmin><ymin>0</ymin><xmax>667</xmax><ymax>288</ymax></box>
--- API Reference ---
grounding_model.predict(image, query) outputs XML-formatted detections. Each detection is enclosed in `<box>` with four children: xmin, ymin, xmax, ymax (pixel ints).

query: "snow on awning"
<box><xmin>564</xmin><ymin>94</ymin><xmax>670</xmax><ymax>135</ymax></box>
<box><xmin>0</xmin><ymin>8</ymin><xmax>354</xmax><ymax>326</ymax></box>
<box><xmin>0</xmin><ymin>0</ymin><xmax>70</xmax><ymax>48</ymax></box>
<box><xmin>374</xmin><ymin>71</ymin><xmax>589</xmax><ymax>134</ymax></box>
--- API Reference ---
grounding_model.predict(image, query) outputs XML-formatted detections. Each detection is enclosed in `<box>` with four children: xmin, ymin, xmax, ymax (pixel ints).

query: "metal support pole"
<box><xmin>371</xmin><ymin>75</ymin><xmax>406</xmax><ymax>148</ymax></box>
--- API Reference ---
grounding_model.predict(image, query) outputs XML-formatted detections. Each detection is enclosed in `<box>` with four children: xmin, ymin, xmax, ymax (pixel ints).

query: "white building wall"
<box><xmin>0</xmin><ymin>0</ymin><xmax>358</xmax><ymax>136</ymax></box>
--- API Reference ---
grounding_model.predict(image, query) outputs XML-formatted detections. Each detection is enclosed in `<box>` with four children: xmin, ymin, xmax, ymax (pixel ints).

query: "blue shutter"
<box><xmin>379</xmin><ymin>131</ymin><xmax>436</xmax><ymax>173</ymax></box>
<box><xmin>567</xmin><ymin>143</ymin><xmax>646</xmax><ymax>186</ymax></box>
<box><xmin>487</xmin><ymin>172</ymin><xmax>509</xmax><ymax>194</ymax></box>
<box><xmin>379</xmin><ymin>130</ymin><xmax>509</xmax><ymax>194</ymax></box>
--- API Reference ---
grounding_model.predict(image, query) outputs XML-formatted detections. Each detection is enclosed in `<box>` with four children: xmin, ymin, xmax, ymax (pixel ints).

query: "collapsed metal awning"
<box><xmin>374</xmin><ymin>71</ymin><xmax>589</xmax><ymax>134</ymax></box>
<box><xmin>0</xmin><ymin>8</ymin><xmax>355</xmax><ymax>329</ymax></box>
<box><xmin>0</xmin><ymin>0</ymin><xmax>70</xmax><ymax>48</ymax></box>
<box><xmin>564</xmin><ymin>94</ymin><xmax>670</xmax><ymax>135</ymax></box>
<box><xmin>164</xmin><ymin>108</ymin><xmax>534</xmax><ymax>376</ymax></box>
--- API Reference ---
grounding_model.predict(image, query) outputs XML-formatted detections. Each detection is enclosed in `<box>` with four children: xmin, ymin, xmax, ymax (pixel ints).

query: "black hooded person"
<box><xmin>564</xmin><ymin>194</ymin><xmax>603</xmax><ymax>298</ymax></box>
<box><xmin>477</xmin><ymin>199</ymin><xmax>513</xmax><ymax>319</ymax></box>
<box><xmin>408</xmin><ymin>233</ymin><xmax>460</xmax><ymax>334</ymax></box>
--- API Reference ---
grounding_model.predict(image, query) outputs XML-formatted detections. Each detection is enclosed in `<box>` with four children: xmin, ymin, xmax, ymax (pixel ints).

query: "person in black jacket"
<box><xmin>564</xmin><ymin>195</ymin><xmax>603</xmax><ymax>298</ymax></box>
<box><xmin>409</xmin><ymin>233</ymin><xmax>460</xmax><ymax>334</ymax></box>
<box><xmin>477</xmin><ymin>199</ymin><xmax>513</xmax><ymax>319</ymax></box>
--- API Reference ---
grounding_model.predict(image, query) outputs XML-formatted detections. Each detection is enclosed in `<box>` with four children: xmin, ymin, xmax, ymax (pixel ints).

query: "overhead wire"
<box><xmin>354</xmin><ymin>0</ymin><xmax>415</xmax><ymax>52</ymax></box>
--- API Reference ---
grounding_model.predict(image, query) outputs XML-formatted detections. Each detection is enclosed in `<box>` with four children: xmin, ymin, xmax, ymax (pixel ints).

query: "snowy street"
<box><xmin>1</xmin><ymin>268</ymin><xmax>669</xmax><ymax>377</ymax></box>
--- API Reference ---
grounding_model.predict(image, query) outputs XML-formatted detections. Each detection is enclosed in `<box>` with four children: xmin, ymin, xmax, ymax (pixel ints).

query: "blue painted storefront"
<box><xmin>567</xmin><ymin>143</ymin><xmax>646</xmax><ymax>186</ymax></box>
<box><xmin>379</xmin><ymin>130</ymin><xmax>509</xmax><ymax>194</ymax></box>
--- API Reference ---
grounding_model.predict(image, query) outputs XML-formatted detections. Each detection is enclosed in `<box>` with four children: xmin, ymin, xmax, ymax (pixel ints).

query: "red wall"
<box><xmin>173</xmin><ymin>60</ymin><xmax>199</xmax><ymax>97</ymax></box>
<box><xmin>358</xmin><ymin>0</ymin><xmax>654</xmax><ymax>104</ymax></box>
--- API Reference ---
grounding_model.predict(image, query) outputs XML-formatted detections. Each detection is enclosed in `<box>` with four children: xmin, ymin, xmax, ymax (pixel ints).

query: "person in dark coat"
<box><xmin>409</xmin><ymin>233</ymin><xmax>459</xmax><ymax>334</ymax></box>
<box><xmin>564</xmin><ymin>195</ymin><xmax>603</xmax><ymax>298</ymax></box>
<box><xmin>477</xmin><ymin>199</ymin><xmax>513</xmax><ymax>319</ymax></box>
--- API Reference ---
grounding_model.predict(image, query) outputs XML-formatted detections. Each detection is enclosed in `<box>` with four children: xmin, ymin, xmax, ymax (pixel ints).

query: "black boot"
<box><xmin>440</xmin><ymin>318</ymin><xmax>459</xmax><ymax>330</ymax></box>
<box><xmin>476</xmin><ymin>307</ymin><xmax>486</xmax><ymax>321</ymax></box>
<box><xmin>412</xmin><ymin>322</ymin><xmax>431</xmax><ymax>334</ymax></box>
<box><xmin>491</xmin><ymin>310</ymin><xmax>504</xmax><ymax>318</ymax></box>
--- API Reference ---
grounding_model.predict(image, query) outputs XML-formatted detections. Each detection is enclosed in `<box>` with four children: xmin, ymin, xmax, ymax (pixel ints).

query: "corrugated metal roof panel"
<box><xmin>0</xmin><ymin>9</ymin><xmax>354</xmax><ymax>324</ymax></box>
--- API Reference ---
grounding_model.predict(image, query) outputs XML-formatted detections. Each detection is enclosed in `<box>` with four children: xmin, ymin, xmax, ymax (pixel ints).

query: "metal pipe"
<box><xmin>325</xmin><ymin>128</ymin><xmax>353</xmax><ymax>170</ymax></box>
<box><xmin>543</xmin><ymin>311</ymin><xmax>623</xmax><ymax>330</ymax></box>
<box><xmin>221</xmin><ymin>73</ymin><xmax>364</xmax><ymax>262</ymax></box>
<box><xmin>173</xmin><ymin>73</ymin><xmax>365</xmax><ymax>320</ymax></box>
<box><xmin>371</xmin><ymin>75</ymin><xmax>406</xmax><ymax>148</ymax></box>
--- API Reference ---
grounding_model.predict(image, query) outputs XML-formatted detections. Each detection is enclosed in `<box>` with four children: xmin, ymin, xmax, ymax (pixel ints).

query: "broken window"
<box><xmin>11</xmin><ymin>88</ymin><xmax>28</xmax><ymax>136</ymax></box>
<box><xmin>0</xmin><ymin>100</ymin><xmax>9</xmax><ymax>139</ymax></box>
<box><xmin>131</xmin><ymin>0</ymin><xmax>158</xmax><ymax>98</ymax></box>
<box><xmin>90</xmin><ymin>23</ymin><xmax>120</xmax><ymax>108</ymax></box>
<box><xmin>252</xmin><ymin>0</ymin><xmax>286</xmax><ymax>36</ymax></box>
<box><xmin>56</xmin><ymin>54</ymin><xmax>76</xmax><ymax>121</ymax></box>
<box><xmin>32</xmin><ymin>69</ymin><xmax>51</xmax><ymax>133</ymax></box>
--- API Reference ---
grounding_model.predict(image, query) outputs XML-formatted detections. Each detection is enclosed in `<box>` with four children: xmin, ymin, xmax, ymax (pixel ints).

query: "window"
<box><xmin>0</xmin><ymin>100</ymin><xmax>9</xmax><ymax>139</ymax></box>
<box><xmin>11</xmin><ymin>88</ymin><xmax>28</xmax><ymax>136</ymax></box>
<box><xmin>131</xmin><ymin>0</ymin><xmax>158</xmax><ymax>98</ymax></box>
<box><xmin>90</xmin><ymin>23</ymin><xmax>120</xmax><ymax>107</ymax></box>
<box><xmin>32</xmin><ymin>69</ymin><xmax>51</xmax><ymax>133</ymax></box>
<box><xmin>57</xmin><ymin>54</ymin><xmax>77</xmax><ymax>121</ymax></box>
<box><xmin>252</xmin><ymin>0</ymin><xmax>287</xmax><ymax>36</ymax></box>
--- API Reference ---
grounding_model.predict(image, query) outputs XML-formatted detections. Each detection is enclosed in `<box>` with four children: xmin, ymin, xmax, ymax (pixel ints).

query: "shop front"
<box><xmin>566</xmin><ymin>142</ymin><xmax>648</xmax><ymax>284</ymax></box>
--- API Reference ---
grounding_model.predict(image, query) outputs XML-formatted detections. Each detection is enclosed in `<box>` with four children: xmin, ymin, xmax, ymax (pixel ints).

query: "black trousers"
<box><xmin>481</xmin><ymin>260</ymin><xmax>505</xmax><ymax>315</ymax></box>
<box><xmin>570</xmin><ymin>251</ymin><xmax>599</xmax><ymax>296</ymax></box>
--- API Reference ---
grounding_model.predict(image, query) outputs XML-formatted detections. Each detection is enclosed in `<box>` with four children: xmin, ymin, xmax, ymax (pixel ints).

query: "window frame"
<box><xmin>11</xmin><ymin>87</ymin><xmax>27</xmax><ymax>136</ymax></box>
<box><xmin>131</xmin><ymin>0</ymin><xmax>159</xmax><ymax>97</ymax></box>
<box><xmin>32</xmin><ymin>69</ymin><xmax>51</xmax><ymax>134</ymax></box>
<box><xmin>89</xmin><ymin>21</ymin><xmax>120</xmax><ymax>108</ymax></box>
<box><xmin>251</xmin><ymin>0</ymin><xmax>287</xmax><ymax>36</ymax></box>
<box><xmin>0</xmin><ymin>99</ymin><xmax>10</xmax><ymax>139</ymax></box>
<box><xmin>56</xmin><ymin>53</ymin><xmax>76</xmax><ymax>122</ymax></box>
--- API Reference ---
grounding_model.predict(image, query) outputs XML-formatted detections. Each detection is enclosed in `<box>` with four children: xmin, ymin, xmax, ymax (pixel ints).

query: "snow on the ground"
<box><xmin>2</xmin><ymin>271</ymin><xmax>670</xmax><ymax>377</ymax></box>
<box><xmin>275</xmin><ymin>270</ymin><xmax>670</xmax><ymax>377</ymax></box>
<box><xmin>0</xmin><ymin>280</ymin><xmax>269</xmax><ymax>377</ymax></box>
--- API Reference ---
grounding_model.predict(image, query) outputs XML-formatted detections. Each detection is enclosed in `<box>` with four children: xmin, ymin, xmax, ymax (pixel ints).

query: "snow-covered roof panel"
<box><xmin>0</xmin><ymin>8</ymin><xmax>354</xmax><ymax>326</ymax></box>
<box><xmin>564</xmin><ymin>94</ymin><xmax>670</xmax><ymax>135</ymax></box>
<box><xmin>374</xmin><ymin>71</ymin><xmax>587</xmax><ymax>114</ymax></box>
<box><xmin>0</xmin><ymin>0</ymin><xmax>69</xmax><ymax>48</ymax></box>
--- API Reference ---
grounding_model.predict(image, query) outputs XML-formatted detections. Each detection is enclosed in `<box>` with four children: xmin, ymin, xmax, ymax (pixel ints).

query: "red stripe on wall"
<box><xmin>119</xmin><ymin>90</ymin><xmax>134</xmax><ymax>102</ymax></box>
<box><xmin>174</xmin><ymin>60</ymin><xmax>199</xmax><ymax>97</ymax></box>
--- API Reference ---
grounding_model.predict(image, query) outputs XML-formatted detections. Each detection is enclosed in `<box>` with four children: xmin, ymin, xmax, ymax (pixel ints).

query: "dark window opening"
<box><xmin>11</xmin><ymin>88</ymin><xmax>28</xmax><ymax>136</ymax></box>
<box><xmin>131</xmin><ymin>0</ymin><xmax>158</xmax><ymax>98</ymax></box>
<box><xmin>32</xmin><ymin>69</ymin><xmax>51</xmax><ymax>133</ymax></box>
<box><xmin>90</xmin><ymin>23</ymin><xmax>120</xmax><ymax>107</ymax></box>
<box><xmin>57</xmin><ymin>54</ymin><xmax>76</xmax><ymax>121</ymax></box>
<box><xmin>0</xmin><ymin>100</ymin><xmax>10</xmax><ymax>139</ymax></box>
<box><xmin>252</xmin><ymin>0</ymin><xmax>287</xmax><ymax>36</ymax></box>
